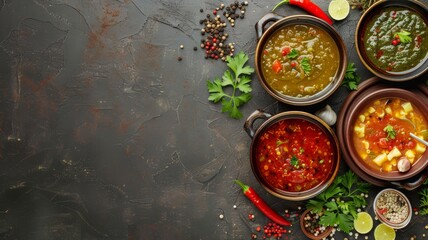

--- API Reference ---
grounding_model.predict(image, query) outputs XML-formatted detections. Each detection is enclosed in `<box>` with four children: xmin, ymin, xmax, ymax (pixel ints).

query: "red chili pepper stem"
<box><xmin>235</xmin><ymin>180</ymin><xmax>292</xmax><ymax>226</ymax></box>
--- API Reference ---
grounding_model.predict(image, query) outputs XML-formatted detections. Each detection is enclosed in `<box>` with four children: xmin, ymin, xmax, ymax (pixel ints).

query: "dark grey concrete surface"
<box><xmin>0</xmin><ymin>0</ymin><xmax>427</xmax><ymax>239</ymax></box>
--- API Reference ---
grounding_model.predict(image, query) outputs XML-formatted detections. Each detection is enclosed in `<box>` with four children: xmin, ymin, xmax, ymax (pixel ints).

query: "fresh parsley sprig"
<box><xmin>306</xmin><ymin>171</ymin><xmax>371</xmax><ymax>233</ymax></box>
<box><xmin>384</xmin><ymin>124</ymin><xmax>396</xmax><ymax>140</ymax></box>
<box><xmin>207</xmin><ymin>52</ymin><xmax>254</xmax><ymax>119</ymax></box>
<box><xmin>342</xmin><ymin>62</ymin><xmax>361</xmax><ymax>90</ymax></box>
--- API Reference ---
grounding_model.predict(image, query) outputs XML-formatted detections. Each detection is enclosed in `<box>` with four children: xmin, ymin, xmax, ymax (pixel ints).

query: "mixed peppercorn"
<box><xmin>199</xmin><ymin>1</ymin><xmax>249</xmax><ymax>61</ymax></box>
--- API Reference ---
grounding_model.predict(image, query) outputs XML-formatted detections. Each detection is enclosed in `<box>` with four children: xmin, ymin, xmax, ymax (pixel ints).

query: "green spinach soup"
<box><xmin>364</xmin><ymin>7</ymin><xmax>428</xmax><ymax>73</ymax></box>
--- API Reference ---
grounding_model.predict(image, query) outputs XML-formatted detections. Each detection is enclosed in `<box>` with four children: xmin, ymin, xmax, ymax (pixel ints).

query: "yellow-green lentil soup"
<box><xmin>261</xmin><ymin>24</ymin><xmax>340</xmax><ymax>97</ymax></box>
<box><xmin>364</xmin><ymin>7</ymin><xmax>428</xmax><ymax>72</ymax></box>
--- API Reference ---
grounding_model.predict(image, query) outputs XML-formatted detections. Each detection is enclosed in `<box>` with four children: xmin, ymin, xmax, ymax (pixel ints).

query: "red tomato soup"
<box><xmin>255</xmin><ymin>118</ymin><xmax>335</xmax><ymax>192</ymax></box>
<box><xmin>353</xmin><ymin>98</ymin><xmax>428</xmax><ymax>172</ymax></box>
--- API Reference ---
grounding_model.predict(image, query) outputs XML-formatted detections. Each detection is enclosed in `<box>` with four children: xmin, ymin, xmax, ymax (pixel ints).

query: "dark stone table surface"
<box><xmin>1</xmin><ymin>0</ymin><xmax>428</xmax><ymax>239</ymax></box>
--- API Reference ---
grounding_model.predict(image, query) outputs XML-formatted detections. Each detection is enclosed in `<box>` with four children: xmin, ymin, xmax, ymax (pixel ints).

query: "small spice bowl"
<box><xmin>300</xmin><ymin>209</ymin><xmax>333</xmax><ymax>240</ymax></box>
<box><xmin>373</xmin><ymin>188</ymin><xmax>412</xmax><ymax>229</ymax></box>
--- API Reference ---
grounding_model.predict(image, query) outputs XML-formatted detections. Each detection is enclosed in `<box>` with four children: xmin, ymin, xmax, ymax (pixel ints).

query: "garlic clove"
<box><xmin>397</xmin><ymin>157</ymin><xmax>411</xmax><ymax>173</ymax></box>
<box><xmin>315</xmin><ymin>105</ymin><xmax>337</xmax><ymax>126</ymax></box>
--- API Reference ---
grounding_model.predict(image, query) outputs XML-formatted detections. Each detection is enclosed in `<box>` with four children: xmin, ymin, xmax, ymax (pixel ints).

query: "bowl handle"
<box><xmin>255</xmin><ymin>13</ymin><xmax>283</xmax><ymax>40</ymax></box>
<box><xmin>244</xmin><ymin>109</ymin><xmax>272</xmax><ymax>138</ymax></box>
<box><xmin>390</xmin><ymin>169</ymin><xmax>428</xmax><ymax>191</ymax></box>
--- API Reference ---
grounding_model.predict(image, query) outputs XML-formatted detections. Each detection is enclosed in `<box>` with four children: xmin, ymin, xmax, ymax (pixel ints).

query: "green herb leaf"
<box><xmin>287</xmin><ymin>49</ymin><xmax>299</xmax><ymax>59</ymax></box>
<box><xmin>319</xmin><ymin>211</ymin><xmax>338</xmax><ymax>226</ymax></box>
<box><xmin>301</xmin><ymin>57</ymin><xmax>311</xmax><ymax>75</ymax></box>
<box><xmin>342</xmin><ymin>63</ymin><xmax>361</xmax><ymax>90</ymax></box>
<box><xmin>419</xmin><ymin>188</ymin><xmax>428</xmax><ymax>215</ymax></box>
<box><xmin>207</xmin><ymin>52</ymin><xmax>254</xmax><ymax>119</ymax></box>
<box><xmin>290</xmin><ymin>155</ymin><xmax>299</xmax><ymax>167</ymax></box>
<box><xmin>394</xmin><ymin>30</ymin><xmax>412</xmax><ymax>43</ymax></box>
<box><xmin>337</xmin><ymin>213</ymin><xmax>354</xmax><ymax>233</ymax></box>
<box><xmin>384</xmin><ymin>124</ymin><xmax>396</xmax><ymax>140</ymax></box>
<box><xmin>305</xmin><ymin>171</ymin><xmax>370</xmax><ymax>233</ymax></box>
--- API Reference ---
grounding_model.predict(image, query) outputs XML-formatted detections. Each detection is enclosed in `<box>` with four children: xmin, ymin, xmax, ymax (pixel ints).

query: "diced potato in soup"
<box><xmin>352</xmin><ymin>98</ymin><xmax>428</xmax><ymax>173</ymax></box>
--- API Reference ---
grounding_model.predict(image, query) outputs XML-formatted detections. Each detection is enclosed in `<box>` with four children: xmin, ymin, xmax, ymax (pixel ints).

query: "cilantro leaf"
<box><xmin>207</xmin><ymin>52</ymin><xmax>254</xmax><ymax>119</ymax></box>
<box><xmin>226</xmin><ymin>52</ymin><xmax>254</xmax><ymax>76</ymax></box>
<box><xmin>319</xmin><ymin>211</ymin><xmax>337</xmax><ymax>226</ymax></box>
<box><xmin>301</xmin><ymin>57</ymin><xmax>311</xmax><ymax>75</ymax></box>
<box><xmin>287</xmin><ymin>49</ymin><xmax>299</xmax><ymax>59</ymax></box>
<box><xmin>307</xmin><ymin>199</ymin><xmax>325</xmax><ymax>213</ymax></box>
<box><xmin>290</xmin><ymin>155</ymin><xmax>299</xmax><ymax>167</ymax></box>
<box><xmin>207</xmin><ymin>78</ymin><xmax>226</xmax><ymax>103</ymax></box>
<box><xmin>384</xmin><ymin>124</ymin><xmax>396</xmax><ymax>140</ymax></box>
<box><xmin>394</xmin><ymin>30</ymin><xmax>412</xmax><ymax>43</ymax></box>
<box><xmin>342</xmin><ymin>62</ymin><xmax>361</xmax><ymax>90</ymax></box>
<box><xmin>337</xmin><ymin>213</ymin><xmax>354</xmax><ymax>233</ymax></box>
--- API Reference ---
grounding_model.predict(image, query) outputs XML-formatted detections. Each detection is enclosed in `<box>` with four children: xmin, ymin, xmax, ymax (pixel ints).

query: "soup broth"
<box><xmin>261</xmin><ymin>24</ymin><xmax>340</xmax><ymax>97</ymax></box>
<box><xmin>352</xmin><ymin>98</ymin><xmax>428</xmax><ymax>172</ymax></box>
<box><xmin>255</xmin><ymin>118</ymin><xmax>335</xmax><ymax>192</ymax></box>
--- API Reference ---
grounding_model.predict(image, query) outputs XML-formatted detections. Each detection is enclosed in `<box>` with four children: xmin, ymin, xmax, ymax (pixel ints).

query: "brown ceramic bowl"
<box><xmin>244</xmin><ymin>110</ymin><xmax>340</xmax><ymax>201</ymax></box>
<box><xmin>343</xmin><ymin>87</ymin><xmax>428</xmax><ymax>181</ymax></box>
<box><xmin>300</xmin><ymin>209</ymin><xmax>333</xmax><ymax>239</ymax></box>
<box><xmin>254</xmin><ymin>13</ymin><xmax>347</xmax><ymax>106</ymax></box>
<box><xmin>355</xmin><ymin>0</ymin><xmax>428</xmax><ymax>81</ymax></box>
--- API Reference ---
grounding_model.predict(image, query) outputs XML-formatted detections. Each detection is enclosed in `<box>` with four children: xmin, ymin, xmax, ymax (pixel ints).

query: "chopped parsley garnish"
<box><xmin>384</xmin><ymin>124</ymin><xmax>396</xmax><ymax>140</ymax></box>
<box><xmin>207</xmin><ymin>52</ymin><xmax>254</xmax><ymax>119</ymax></box>
<box><xmin>290</xmin><ymin>155</ymin><xmax>299</xmax><ymax>168</ymax></box>
<box><xmin>287</xmin><ymin>49</ymin><xmax>299</xmax><ymax>59</ymax></box>
<box><xmin>301</xmin><ymin>57</ymin><xmax>311</xmax><ymax>75</ymax></box>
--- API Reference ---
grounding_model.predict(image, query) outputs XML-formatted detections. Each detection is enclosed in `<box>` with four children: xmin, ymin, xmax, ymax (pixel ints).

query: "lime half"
<box><xmin>328</xmin><ymin>0</ymin><xmax>350</xmax><ymax>21</ymax></box>
<box><xmin>374</xmin><ymin>223</ymin><xmax>396</xmax><ymax>240</ymax></box>
<box><xmin>354</xmin><ymin>212</ymin><xmax>373</xmax><ymax>234</ymax></box>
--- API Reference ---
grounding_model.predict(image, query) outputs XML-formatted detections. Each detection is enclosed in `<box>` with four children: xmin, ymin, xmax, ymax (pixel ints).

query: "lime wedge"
<box><xmin>328</xmin><ymin>0</ymin><xmax>350</xmax><ymax>21</ymax></box>
<box><xmin>374</xmin><ymin>223</ymin><xmax>396</xmax><ymax>240</ymax></box>
<box><xmin>354</xmin><ymin>212</ymin><xmax>373</xmax><ymax>234</ymax></box>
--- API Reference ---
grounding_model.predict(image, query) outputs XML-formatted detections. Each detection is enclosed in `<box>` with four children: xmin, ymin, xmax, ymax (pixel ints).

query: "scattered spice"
<box><xmin>219</xmin><ymin>213</ymin><xmax>224</xmax><ymax>219</ymax></box>
<box><xmin>376</xmin><ymin>190</ymin><xmax>409</xmax><ymax>223</ymax></box>
<box><xmin>179</xmin><ymin>44</ymin><xmax>184</xmax><ymax>49</ymax></box>
<box><xmin>199</xmin><ymin>1</ymin><xmax>249</xmax><ymax>61</ymax></box>
<box><xmin>262</xmin><ymin>222</ymin><xmax>288</xmax><ymax>239</ymax></box>
<box><xmin>302</xmin><ymin>210</ymin><xmax>331</xmax><ymax>237</ymax></box>
<box><xmin>177</xmin><ymin>56</ymin><xmax>183</xmax><ymax>61</ymax></box>
<box><xmin>193</xmin><ymin>46</ymin><xmax>198</xmax><ymax>51</ymax></box>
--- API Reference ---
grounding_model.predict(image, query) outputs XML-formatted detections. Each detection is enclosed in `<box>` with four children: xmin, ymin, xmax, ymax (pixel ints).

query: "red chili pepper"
<box><xmin>272</xmin><ymin>0</ymin><xmax>333</xmax><ymax>25</ymax></box>
<box><xmin>235</xmin><ymin>180</ymin><xmax>292</xmax><ymax>226</ymax></box>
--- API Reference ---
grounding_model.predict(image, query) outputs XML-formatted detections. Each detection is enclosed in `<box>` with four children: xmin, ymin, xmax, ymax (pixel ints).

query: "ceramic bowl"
<box><xmin>373</xmin><ymin>188</ymin><xmax>412</xmax><ymax>229</ymax></box>
<box><xmin>355</xmin><ymin>0</ymin><xmax>428</xmax><ymax>81</ymax></box>
<box><xmin>254</xmin><ymin>13</ymin><xmax>347</xmax><ymax>106</ymax></box>
<box><xmin>300</xmin><ymin>209</ymin><xmax>333</xmax><ymax>239</ymax></box>
<box><xmin>340</xmin><ymin>82</ymin><xmax>428</xmax><ymax>181</ymax></box>
<box><xmin>244</xmin><ymin>110</ymin><xmax>340</xmax><ymax>201</ymax></box>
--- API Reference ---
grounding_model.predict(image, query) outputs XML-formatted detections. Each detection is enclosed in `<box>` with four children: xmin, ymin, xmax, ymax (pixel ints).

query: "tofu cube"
<box><xmin>402</xmin><ymin>102</ymin><xmax>413</xmax><ymax>113</ymax></box>
<box><xmin>416</xmin><ymin>143</ymin><xmax>427</xmax><ymax>154</ymax></box>
<box><xmin>405</xmin><ymin>150</ymin><xmax>416</xmax><ymax>163</ymax></box>
<box><xmin>385</xmin><ymin>106</ymin><xmax>392</xmax><ymax>115</ymax></box>
<box><xmin>387</xmin><ymin>147</ymin><xmax>402</xmax><ymax>161</ymax></box>
<box><xmin>359</xmin><ymin>114</ymin><xmax>366</xmax><ymax>123</ymax></box>
<box><xmin>373</xmin><ymin>153</ymin><xmax>387</xmax><ymax>166</ymax></box>
<box><xmin>354</xmin><ymin>125</ymin><xmax>365</xmax><ymax>138</ymax></box>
